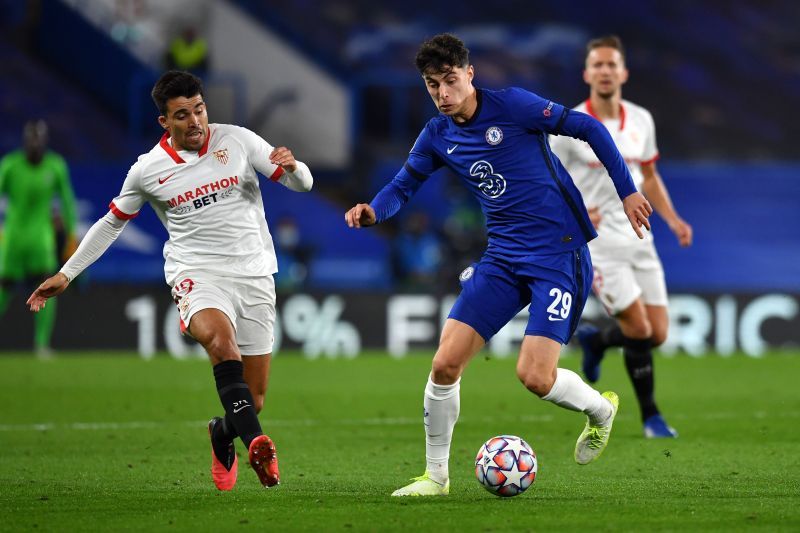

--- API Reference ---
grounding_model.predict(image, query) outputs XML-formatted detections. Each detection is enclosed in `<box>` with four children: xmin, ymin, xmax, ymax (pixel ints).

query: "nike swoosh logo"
<box><xmin>547</xmin><ymin>316</ymin><xmax>565</xmax><ymax>322</ymax></box>
<box><xmin>232</xmin><ymin>405</ymin><xmax>250</xmax><ymax>413</ymax></box>
<box><xmin>447</xmin><ymin>144</ymin><xmax>459</xmax><ymax>154</ymax></box>
<box><xmin>158</xmin><ymin>173</ymin><xmax>176</xmax><ymax>185</ymax></box>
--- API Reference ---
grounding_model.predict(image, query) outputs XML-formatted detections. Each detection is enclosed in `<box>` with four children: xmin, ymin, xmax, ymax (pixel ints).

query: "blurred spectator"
<box><xmin>392</xmin><ymin>211</ymin><xmax>442</xmax><ymax>291</ymax></box>
<box><xmin>165</xmin><ymin>27</ymin><xmax>209</xmax><ymax>74</ymax></box>
<box><xmin>0</xmin><ymin>120</ymin><xmax>77</xmax><ymax>356</ymax></box>
<box><xmin>274</xmin><ymin>215</ymin><xmax>313</xmax><ymax>291</ymax></box>
<box><xmin>243</xmin><ymin>0</ymin><xmax>799</xmax><ymax>159</ymax></box>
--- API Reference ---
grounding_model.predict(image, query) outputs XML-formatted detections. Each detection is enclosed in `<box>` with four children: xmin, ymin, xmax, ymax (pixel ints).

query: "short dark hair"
<box><xmin>415</xmin><ymin>33</ymin><xmax>470</xmax><ymax>76</ymax></box>
<box><xmin>586</xmin><ymin>35</ymin><xmax>626</xmax><ymax>61</ymax></box>
<box><xmin>151</xmin><ymin>70</ymin><xmax>204</xmax><ymax>115</ymax></box>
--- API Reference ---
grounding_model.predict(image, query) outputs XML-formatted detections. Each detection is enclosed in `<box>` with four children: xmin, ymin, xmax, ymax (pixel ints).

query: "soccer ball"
<box><xmin>475</xmin><ymin>435</ymin><xmax>537</xmax><ymax>497</ymax></box>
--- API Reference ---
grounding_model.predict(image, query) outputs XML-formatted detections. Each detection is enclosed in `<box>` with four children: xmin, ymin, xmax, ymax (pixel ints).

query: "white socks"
<box><xmin>421</xmin><ymin>369</ymin><xmax>606</xmax><ymax>485</ymax></box>
<box><xmin>424</xmin><ymin>375</ymin><xmax>460</xmax><ymax>484</ymax></box>
<box><xmin>542</xmin><ymin>368</ymin><xmax>611</xmax><ymax>424</ymax></box>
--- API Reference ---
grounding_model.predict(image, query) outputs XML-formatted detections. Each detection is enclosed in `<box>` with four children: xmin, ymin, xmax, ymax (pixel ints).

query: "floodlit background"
<box><xmin>0</xmin><ymin>0</ymin><xmax>798</xmax><ymax>356</ymax></box>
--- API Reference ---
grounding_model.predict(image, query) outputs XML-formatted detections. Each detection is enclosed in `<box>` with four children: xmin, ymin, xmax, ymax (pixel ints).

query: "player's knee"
<box><xmin>623</xmin><ymin>319</ymin><xmax>652</xmax><ymax>340</ymax></box>
<box><xmin>431</xmin><ymin>357</ymin><xmax>462</xmax><ymax>385</ymax></box>
<box><xmin>516</xmin><ymin>366</ymin><xmax>554</xmax><ymax>397</ymax></box>
<box><xmin>650</xmin><ymin>326</ymin><xmax>668</xmax><ymax>347</ymax></box>
<box><xmin>203</xmin><ymin>334</ymin><xmax>240</xmax><ymax>364</ymax></box>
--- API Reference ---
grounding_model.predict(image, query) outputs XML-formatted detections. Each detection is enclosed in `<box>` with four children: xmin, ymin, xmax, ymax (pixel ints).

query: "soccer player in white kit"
<box><xmin>550</xmin><ymin>36</ymin><xmax>692</xmax><ymax>438</ymax></box>
<box><xmin>27</xmin><ymin>71</ymin><xmax>313</xmax><ymax>488</ymax></box>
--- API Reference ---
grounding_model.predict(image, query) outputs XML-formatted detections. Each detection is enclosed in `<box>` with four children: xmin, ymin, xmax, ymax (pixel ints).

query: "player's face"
<box><xmin>423</xmin><ymin>65</ymin><xmax>476</xmax><ymax>121</ymax></box>
<box><xmin>23</xmin><ymin>121</ymin><xmax>48</xmax><ymax>164</ymax></box>
<box><xmin>583</xmin><ymin>47</ymin><xmax>628</xmax><ymax>98</ymax></box>
<box><xmin>159</xmin><ymin>94</ymin><xmax>209</xmax><ymax>151</ymax></box>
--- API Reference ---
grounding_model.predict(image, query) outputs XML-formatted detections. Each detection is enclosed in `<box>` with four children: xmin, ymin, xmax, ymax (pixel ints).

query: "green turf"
<box><xmin>1</xmin><ymin>351</ymin><xmax>799</xmax><ymax>532</ymax></box>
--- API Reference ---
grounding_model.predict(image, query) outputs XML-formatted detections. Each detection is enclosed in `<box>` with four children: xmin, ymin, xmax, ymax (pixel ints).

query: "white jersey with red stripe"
<box><xmin>110</xmin><ymin>123</ymin><xmax>287</xmax><ymax>284</ymax></box>
<box><xmin>550</xmin><ymin>99</ymin><xmax>659</xmax><ymax>247</ymax></box>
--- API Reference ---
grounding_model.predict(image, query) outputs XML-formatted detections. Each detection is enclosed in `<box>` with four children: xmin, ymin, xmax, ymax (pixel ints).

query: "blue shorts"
<box><xmin>448</xmin><ymin>245</ymin><xmax>593</xmax><ymax>345</ymax></box>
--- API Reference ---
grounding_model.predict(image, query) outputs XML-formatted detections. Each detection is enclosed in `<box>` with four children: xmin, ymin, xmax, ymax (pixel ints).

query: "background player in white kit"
<box><xmin>26</xmin><ymin>71</ymin><xmax>313</xmax><ymax>488</ymax></box>
<box><xmin>550</xmin><ymin>36</ymin><xmax>692</xmax><ymax>438</ymax></box>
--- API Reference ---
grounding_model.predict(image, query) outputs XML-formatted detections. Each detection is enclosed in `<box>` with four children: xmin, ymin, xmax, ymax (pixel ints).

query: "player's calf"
<box><xmin>576</xmin><ymin>325</ymin><xmax>605</xmax><ymax>383</ymax></box>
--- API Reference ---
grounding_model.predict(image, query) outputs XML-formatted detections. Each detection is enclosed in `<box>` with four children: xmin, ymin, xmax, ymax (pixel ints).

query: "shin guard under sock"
<box><xmin>213</xmin><ymin>359</ymin><xmax>262</xmax><ymax>449</ymax></box>
<box><xmin>622</xmin><ymin>337</ymin><xmax>659</xmax><ymax>421</ymax></box>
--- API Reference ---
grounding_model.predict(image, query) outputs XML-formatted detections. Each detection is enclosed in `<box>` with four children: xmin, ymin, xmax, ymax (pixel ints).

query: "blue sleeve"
<box><xmin>558</xmin><ymin>110</ymin><xmax>637</xmax><ymax>199</ymax></box>
<box><xmin>369</xmin><ymin>126</ymin><xmax>442</xmax><ymax>223</ymax></box>
<box><xmin>506</xmin><ymin>87</ymin><xmax>570</xmax><ymax>134</ymax></box>
<box><xmin>508</xmin><ymin>87</ymin><xmax>636</xmax><ymax>200</ymax></box>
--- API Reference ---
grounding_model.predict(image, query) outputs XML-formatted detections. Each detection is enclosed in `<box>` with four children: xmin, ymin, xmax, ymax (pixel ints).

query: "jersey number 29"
<box><xmin>547</xmin><ymin>288</ymin><xmax>572</xmax><ymax>319</ymax></box>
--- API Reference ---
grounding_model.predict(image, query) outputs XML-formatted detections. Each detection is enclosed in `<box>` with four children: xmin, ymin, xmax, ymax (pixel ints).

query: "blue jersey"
<box><xmin>370</xmin><ymin>87</ymin><xmax>637</xmax><ymax>260</ymax></box>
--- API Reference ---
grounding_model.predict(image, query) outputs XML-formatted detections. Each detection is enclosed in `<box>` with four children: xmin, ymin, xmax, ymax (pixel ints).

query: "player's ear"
<box><xmin>582</xmin><ymin>69</ymin><xmax>591</xmax><ymax>86</ymax></box>
<box><xmin>158</xmin><ymin>115</ymin><xmax>168</xmax><ymax>130</ymax></box>
<box><xmin>467</xmin><ymin>65</ymin><xmax>474</xmax><ymax>83</ymax></box>
<box><xmin>620</xmin><ymin>67</ymin><xmax>629</xmax><ymax>85</ymax></box>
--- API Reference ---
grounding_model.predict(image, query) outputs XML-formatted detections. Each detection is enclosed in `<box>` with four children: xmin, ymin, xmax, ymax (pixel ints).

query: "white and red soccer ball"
<box><xmin>475</xmin><ymin>435</ymin><xmax>537</xmax><ymax>497</ymax></box>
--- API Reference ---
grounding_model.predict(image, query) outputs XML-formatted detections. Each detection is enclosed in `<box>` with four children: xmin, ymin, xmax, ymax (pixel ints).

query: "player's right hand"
<box><xmin>27</xmin><ymin>272</ymin><xmax>70</xmax><ymax>313</ymax></box>
<box><xmin>344</xmin><ymin>203</ymin><xmax>377</xmax><ymax>228</ymax></box>
<box><xmin>588</xmin><ymin>206</ymin><xmax>602</xmax><ymax>229</ymax></box>
<box><xmin>622</xmin><ymin>192</ymin><xmax>652</xmax><ymax>239</ymax></box>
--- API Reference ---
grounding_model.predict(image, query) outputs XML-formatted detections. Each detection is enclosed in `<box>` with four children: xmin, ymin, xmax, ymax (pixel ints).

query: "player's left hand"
<box><xmin>269</xmin><ymin>147</ymin><xmax>297</xmax><ymax>173</ymax></box>
<box><xmin>670</xmin><ymin>217</ymin><xmax>693</xmax><ymax>247</ymax></box>
<box><xmin>27</xmin><ymin>272</ymin><xmax>70</xmax><ymax>313</ymax></box>
<box><xmin>344</xmin><ymin>203</ymin><xmax>377</xmax><ymax>228</ymax></box>
<box><xmin>622</xmin><ymin>192</ymin><xmax>653</xmax><ymax>239</ymax></box>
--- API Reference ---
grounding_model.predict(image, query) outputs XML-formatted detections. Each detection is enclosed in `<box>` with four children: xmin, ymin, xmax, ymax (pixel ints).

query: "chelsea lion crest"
<box><xmin>485</xmin><ymin>126</ymin><xmax>503</xmax><ymax>145</ymax></box>
<box><xmin>459</xmin><ymin>266</ymin><xmax>475</xmax><ymax>281</ymax></box>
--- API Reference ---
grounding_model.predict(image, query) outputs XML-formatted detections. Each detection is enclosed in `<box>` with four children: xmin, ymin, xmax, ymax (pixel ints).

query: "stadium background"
<box><xmin>1</xmin><ymin>0</ymin><xmax>798</xmax><ymax>357</ymax></box>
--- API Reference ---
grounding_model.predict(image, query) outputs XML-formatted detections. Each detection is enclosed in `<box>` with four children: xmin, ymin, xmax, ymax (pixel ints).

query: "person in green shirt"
<box><xmin>166</xmin><ymin>27</ymin><xmax>209</xmax><ymax>74</ymax></box>
<box><xmin>0</xmin><ymin>120</ymin><xmax>78</xmax><ymax>355</ymax></box>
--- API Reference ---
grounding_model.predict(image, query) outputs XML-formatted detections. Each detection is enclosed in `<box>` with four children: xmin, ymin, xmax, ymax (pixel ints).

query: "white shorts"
<box><xmin>171</xmin><ymin>272</ymin><xmax>276</xmax><ymax>355</ymax></box>
<box><xmin>589</xmin><ymin>241</ymin><xmax>668</xmax><ymax>315</ymax></box>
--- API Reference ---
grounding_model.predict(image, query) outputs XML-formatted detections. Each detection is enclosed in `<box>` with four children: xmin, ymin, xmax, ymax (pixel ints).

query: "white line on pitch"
<box><xmin>0</xmin><ymin>410</ymin><xmax>796</xmax><ymax>433</ymax></box>
<box><xmin>0</xmin><ymin>414</ymin><xmax>554</xmax><ymax>432</ymax></box>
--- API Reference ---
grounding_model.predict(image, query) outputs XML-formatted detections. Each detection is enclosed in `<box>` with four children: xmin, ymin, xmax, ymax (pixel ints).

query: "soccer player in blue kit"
<box><xmin>345</xmin><ymin>34</ymin><xmax>653</xmax><ymax>496</ymax></box>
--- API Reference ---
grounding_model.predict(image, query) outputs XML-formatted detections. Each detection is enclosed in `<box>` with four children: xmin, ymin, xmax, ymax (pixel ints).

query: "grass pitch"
<box><xmin>1</xmin><ymin>351</ymin><xmax>799</xmax><ymax>532</ymax></box>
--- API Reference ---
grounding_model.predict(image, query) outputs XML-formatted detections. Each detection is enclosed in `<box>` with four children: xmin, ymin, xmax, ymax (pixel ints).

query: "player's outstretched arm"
<box><xmin>559</xmin><ymin>110</ymin><xmax>653</xmax><ymax>238</ymax></box>
<box><xmin>27</xmin><ymin>273</ymin><xmax>69</xmax><ymax>312</ymax></box>
<box><xmin>348</xmin><ymin>153</ymin><xmax>430</xmax><ymax>230</ymax></box>
<box><xmin>344</xmin><ymin>203</ymin><xmax>377</xmax><ymax>228</ymax></box>
<box><xmin>26</xmin><ymin>211</ymin><xmax>130</xmax><ymax>312</ymax></box>
<box><xmin>622</xmin><ymin>191</ymin><xmax>653</xmax><ymax>239</ymax></box>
